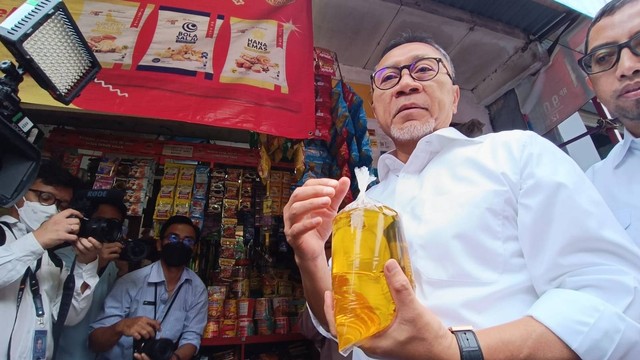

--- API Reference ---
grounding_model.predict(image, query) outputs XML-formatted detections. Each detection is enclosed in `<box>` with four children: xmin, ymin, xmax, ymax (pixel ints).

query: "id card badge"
<box><xmin>32</xmin><ymin>330</ymin><xmax>47</xmax><ymax>360</ymax></box>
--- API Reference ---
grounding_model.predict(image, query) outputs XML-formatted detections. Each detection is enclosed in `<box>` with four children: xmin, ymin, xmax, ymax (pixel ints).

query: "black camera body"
<box><xmin>78</xmin><ymin>218</ymin><xmax>149</xmax><ymax>262</ymax></box>
<box><xmin>133</xmin><ymin>337</ymin><xmax>175</xmax><ymax>360</ymax></box>
<box><xmin>78</xmin><ymin>217</ymin><xmax>122</xmax><ymax>243</ymax></box>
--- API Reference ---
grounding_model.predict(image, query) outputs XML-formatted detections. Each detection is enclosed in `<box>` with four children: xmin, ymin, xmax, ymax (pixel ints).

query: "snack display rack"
<box><xmin>44</xmin><ymin>126</ymin><xmax>318</xmax><ymax>359</ymax></box>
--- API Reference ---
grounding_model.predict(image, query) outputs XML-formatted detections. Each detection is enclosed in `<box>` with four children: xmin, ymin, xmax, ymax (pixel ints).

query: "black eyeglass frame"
<box><xmin>578</xmin><ymin>32</ymin><xmax>640</xmax><ymax>75</ymax></box>
<box><xmin>370</xmin><ymin>57</ymin><xmax>455</xmax><ymax>90</ymax></box>
<box><xmin>28</xmin><ymin>188</ymin><xmax>70</xmax><ymax>210</ymax></box>
<box><xmin>163</xmin><ymin>233</ymin><xmax>197</xmax><ymax>248</ymax></box>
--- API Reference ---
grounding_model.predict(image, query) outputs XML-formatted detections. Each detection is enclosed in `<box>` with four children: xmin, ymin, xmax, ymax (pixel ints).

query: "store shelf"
<box><xmin>201</xmin><ymin>333</ymin><xmax>307</xmax><ymax>346</ymax></box>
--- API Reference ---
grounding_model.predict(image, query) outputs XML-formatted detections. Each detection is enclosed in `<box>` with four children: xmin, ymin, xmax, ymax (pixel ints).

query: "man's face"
<box><xmin>371</xmin><ymin>42</ymin><xmax>460</xmax><ymax>147</ymax></box>
<box><xmin>587</xmin><ymin>1</ymin><xmax>640</xmax><ymax>130</ymax></box>
<box><xmin>91</xmin><ymin>204</ymin><xmax>124</xmax><ymax>222</ymax></box>
<box><xmin>11</xmin><ymin>179</ymin><xmax>73</xmax><ymax>217</ymax></box>
<box><xmin>157</xmin><ymin>223</ymin><xmax>197</xmax><ymax>251</ymax></box>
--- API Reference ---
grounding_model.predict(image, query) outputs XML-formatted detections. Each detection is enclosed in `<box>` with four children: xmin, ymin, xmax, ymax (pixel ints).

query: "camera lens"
<box><xmin>136</xmin><ymin>338</ymin><xmax>175</xmax><ymax>360</ymax></box>
<box><xmin>121</xmin><ymin>239</ymin><xmax>149</xmax><ymax>262</ymax></box>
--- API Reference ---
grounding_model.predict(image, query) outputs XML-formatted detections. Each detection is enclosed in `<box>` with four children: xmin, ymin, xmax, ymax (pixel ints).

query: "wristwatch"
<box><xmin>449</xmin><ymin>325</ymin><xmax>484</xmax><ymax>360</ymax></box>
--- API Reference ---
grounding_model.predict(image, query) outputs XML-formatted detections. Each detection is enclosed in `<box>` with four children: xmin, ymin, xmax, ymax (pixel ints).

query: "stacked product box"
<box><xmin>92</xmin><ymin>157</ymin><xmax>156</xmax><ymax>216</ymax></box>
<box><xmin>153</xmin><ymin>162</ymin><xmax>196</xmax><ymax>222</ymax></box>
<box><xmin>266</xmin><ymin>170</ymin><xmax>293</xmax><ymax>215</ymax></box>
<box><xmin>190</xmin><ymin>165</ymin><xmax>209</xmax><ymax>230</ymax></box>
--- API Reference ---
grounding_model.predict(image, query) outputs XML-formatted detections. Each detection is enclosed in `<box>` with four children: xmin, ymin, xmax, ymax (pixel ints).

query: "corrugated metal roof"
<box><xmin>427</xmin><ymin>0</ymin><xmax>569</xmax><ymax>38</ymax></box>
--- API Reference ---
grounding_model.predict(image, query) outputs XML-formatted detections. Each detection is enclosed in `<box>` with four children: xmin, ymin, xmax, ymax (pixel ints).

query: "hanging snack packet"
<box><xmin>137</xmin><ymin>7</ymin><xmax>223</xmax><ymax>78</ymax></box>
<box><xmin>331</xmin><ymin>167</ymin><xmax>413</xmax><ymax>355</ymax></box>
<box><xmin>219</xmin><ymin>17</ymin><xmax>289</xmax><ymax>92</ymax></box>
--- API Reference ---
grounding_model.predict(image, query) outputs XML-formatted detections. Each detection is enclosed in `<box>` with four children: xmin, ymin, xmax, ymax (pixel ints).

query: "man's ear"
<box><xmin>586</xmin><ymin>76</ymin><xmax>594</xmax><ymax>91</ymax></box>
<box><xmin>156</xmin><ymin>238</ymin><xmax>163</xmax><ymax>252</ymax></box>
<box><xmin>452</xmin><ymin>85</ymin><xmax>461</xmax><ymax>115</ymax></box>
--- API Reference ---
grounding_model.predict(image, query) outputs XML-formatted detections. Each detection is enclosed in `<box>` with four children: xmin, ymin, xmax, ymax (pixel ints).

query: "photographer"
<box><xmin>56</xmin><ymin>189</ymin><xmax>129</xmax><ymax>360</ymax></box>
<box><xmin>89</xmin><ymin>215</ymin><xmax>208</xmax><ymax>360</ymax></box>
<box><xmin>0</xmin><ymin>160</ymin><xmax>102</xmax><ymax>359</ymax></box>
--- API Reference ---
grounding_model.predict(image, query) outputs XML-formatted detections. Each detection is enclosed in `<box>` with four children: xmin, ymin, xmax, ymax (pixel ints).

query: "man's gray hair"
<box><xmin>380</xmin><ymin>31</ymin><xmax>456</xmax><ymax>79</ymax></box>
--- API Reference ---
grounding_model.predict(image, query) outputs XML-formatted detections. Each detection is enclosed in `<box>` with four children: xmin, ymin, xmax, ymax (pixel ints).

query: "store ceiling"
<box><xmin>31</xmin><ymin>0</ymin><xmax>583</xmax><ymax>141</ymax></box>
<box><xmin>312</xmin><ymin>0</ymin><xmax>581</xmax><ymax>102</ymax></box>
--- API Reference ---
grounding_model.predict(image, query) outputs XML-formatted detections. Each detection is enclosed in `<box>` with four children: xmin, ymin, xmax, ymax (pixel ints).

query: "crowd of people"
<box><xmin>0</xmin><ymin>160</ymin><xmax>207</xmax><ymax>360</ymax></box>
<box><xmin>1</xmin><ymin>0</ymin><xmax>639</xmax><ymax>359</ymax></box>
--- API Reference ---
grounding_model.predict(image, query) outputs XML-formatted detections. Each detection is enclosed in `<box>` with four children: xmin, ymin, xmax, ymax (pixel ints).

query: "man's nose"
<box><xmin>615</xmin><ymin>47</ymin><xmax>640</xmax><ymax>78</ymax></box>
<box><xmin>394</xmin><ymin>69</ymin><xmax>421</xmax><ymax>94</ymax></box>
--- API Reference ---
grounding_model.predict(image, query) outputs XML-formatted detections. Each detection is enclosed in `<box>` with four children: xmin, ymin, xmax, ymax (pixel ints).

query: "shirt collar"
<box><xmin>147</xmin><ymin>260</ymin><xmax>193</xmax><ymax>285</ymax></box>
<box><xmin>377</xmin><ymin>127</ymin><xmax>477</xmax><ymax>180</ymax></box>
<box><xmin>610</xmin><ymin>127</ymin><xmax>638</xmax><ymax>168</ymax></box>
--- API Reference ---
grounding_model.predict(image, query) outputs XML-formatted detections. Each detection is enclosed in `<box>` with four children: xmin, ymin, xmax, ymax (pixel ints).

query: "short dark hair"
<box><xmin>585</xmin><ymin>0</ymin><xmax>638</xmax><ymax>53</ymax></box>
<box><xmin>380</xmin><ymin>32</ymin><xmax>456</xmax><ymax>79</ymax></box>
<box><xmin>159</xmin><ymin>215</ymin><xmax>200</xmax><ymax>241</ymax></box>
<box><xmin>88</xmin><ymin>199</ymin><xmax>127</xmax><ymax>220</ymax></box>
<box><xmin>37</xmin><ymin>159</ymin><xmax>80</xmax><ymax>191</ymax></box>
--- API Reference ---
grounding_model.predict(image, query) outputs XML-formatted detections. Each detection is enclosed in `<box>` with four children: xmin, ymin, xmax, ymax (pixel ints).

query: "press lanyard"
<box><xmin>8</xmin><ymin>258</ymin><xmax>45</xmax><ymax>359</ymax></box>
<box><xmin>16</xmin><ymin>258</ymin><xmax>45</xmax><ymax>319</ymax></box>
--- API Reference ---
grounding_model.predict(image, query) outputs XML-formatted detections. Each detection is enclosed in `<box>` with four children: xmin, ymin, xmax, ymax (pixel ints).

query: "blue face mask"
<box><xmin>15</xmin><ymin>198</ymin><xmax>58</xmax><ymax>232</ymax></box>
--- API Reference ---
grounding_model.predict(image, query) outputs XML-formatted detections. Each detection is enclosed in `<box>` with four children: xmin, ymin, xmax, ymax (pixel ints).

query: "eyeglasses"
<box><xmin>164</xmin><ymin>233</ymin><xmax>196</xmax><ymax>248</ymax></box>
<box><xmin>371</xmin><ymin>57</ymin><xmax>454</xmax><ymax>90</ymax></box>
<box><xmin>578</xmin><ymin>32</ymin><xmax>640</xmax><ymax>75</ymax></box>
<box><xmin>28</xmin><ymin>188</ymin><xmax>70</xmax><ymax>210</ymax></box>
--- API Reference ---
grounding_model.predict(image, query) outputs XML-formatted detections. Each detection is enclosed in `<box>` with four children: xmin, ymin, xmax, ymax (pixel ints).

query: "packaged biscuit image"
<box><xmin>137</xmin><ymin>7</ymin><xmax>224</xmax><ymax>78</ymax></box>
<box><xmin>331</xmin><ymin>167</ymin><xmax>414</xmax><ymax>355</ymax></box>
<box><xmin>77</xmin><ymin>0</ymin><xmax>153</xmax><ymax>68</ymax></box>
<box><xmin>219</xmin><ymin>17</ymin><xmax>290</xmax><ymax>92</ymax></box>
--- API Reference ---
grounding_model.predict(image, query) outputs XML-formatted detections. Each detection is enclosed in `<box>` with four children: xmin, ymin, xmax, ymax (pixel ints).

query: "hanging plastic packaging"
<box><xmin>331</xmin><ymin>167</ymin><xmax>413</xmax><ymax>355</ymax></box>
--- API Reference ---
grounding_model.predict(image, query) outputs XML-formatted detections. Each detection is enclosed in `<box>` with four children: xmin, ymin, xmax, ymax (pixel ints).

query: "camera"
<box><xmin>78</xmin><ymin>217</ymin><xmax>123</xmax><ymax>243</ymax></box>
<box><xmin>133</xmin><ymin>337</ymin><xmax>175</xmax><ymax>360</ymax></box>
<box><xmin>78</xmin><ymin>218</ymin><xmax>149</xmax><ymax>262</ymax></box>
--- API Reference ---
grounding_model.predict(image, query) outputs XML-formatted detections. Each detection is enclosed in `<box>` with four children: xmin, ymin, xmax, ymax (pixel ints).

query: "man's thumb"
<box><xmin>384</xmin><ymin>259</ymin><xmax>415</xmax><ymax>307</ymax></box>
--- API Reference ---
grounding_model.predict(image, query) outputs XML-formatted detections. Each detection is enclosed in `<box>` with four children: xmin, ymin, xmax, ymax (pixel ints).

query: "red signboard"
<box><xmin>0</xmin><ymin>0</ymin><xmax>315</xmax><ymax>139</ymax></box>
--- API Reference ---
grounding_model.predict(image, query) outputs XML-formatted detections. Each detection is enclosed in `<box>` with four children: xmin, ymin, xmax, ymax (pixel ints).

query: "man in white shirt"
<box><xmin>283</xmin><ymin>33</ymin><xmax>640</xmax><ymax>360</ymax></box>
<box><xmin>579</xmin><ymin>0</ymin><xmax>640</xmax><ymax>245</ymax></box>
<box><xmin>0</xmin><ymin>160</ymin><xmax>101</xmax><ymax>360</ymax></box>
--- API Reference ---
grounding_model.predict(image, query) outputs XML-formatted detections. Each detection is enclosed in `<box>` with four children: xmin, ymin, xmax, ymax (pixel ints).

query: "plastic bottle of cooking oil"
<box><xmin>331</xmin><ymin>167</ymin><xmax>413</xmax><ymax>355</ymax></box>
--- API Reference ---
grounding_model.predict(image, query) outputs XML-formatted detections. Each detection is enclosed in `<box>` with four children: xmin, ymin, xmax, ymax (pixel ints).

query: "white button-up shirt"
<box><xmin>586</xmin><ymin>127</ymin><xmax>639</xmax><ymax>246</ymax></box>
<box><xmin>0</xmin><ymin>215</ymin><xmax>99</xmax><ymax>360</ymax></box>
<box><xmin>315</xmin><ymin>128</ymin><xmax>640</xmax><ymax>360</ymax></box>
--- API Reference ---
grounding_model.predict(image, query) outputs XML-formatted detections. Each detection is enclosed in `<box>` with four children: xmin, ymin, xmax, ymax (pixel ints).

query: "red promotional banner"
<box><xmin>0</xmin><ymin>0</ymin><xmax>315</xmax><ymax>139</ymax></box>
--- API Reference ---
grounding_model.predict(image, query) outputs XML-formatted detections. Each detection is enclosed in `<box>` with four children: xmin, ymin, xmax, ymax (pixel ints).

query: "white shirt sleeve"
<box><xmin>517</xmin><ymin>133</ymin><xmax>640</xmax><ymax>359</ymax></box>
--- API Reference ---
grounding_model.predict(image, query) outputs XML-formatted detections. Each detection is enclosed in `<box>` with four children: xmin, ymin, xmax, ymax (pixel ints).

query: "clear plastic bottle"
<box><xmin>331</xmin><ymin>168</ymin><xmax>413</xmax><ymax>354</ymax></box>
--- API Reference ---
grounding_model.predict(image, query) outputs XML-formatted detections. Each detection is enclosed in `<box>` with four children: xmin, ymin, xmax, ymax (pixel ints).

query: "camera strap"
<box><xmin>0</xmin><ymin>220</ymin><xmax>12</xmax><ymax>246</ymax></box>
<box><xmin>153</xmin><ymin>282</ymin><xmax>186</xmax><ymax>325</ymax></box>
<box><xmin>51</xmin><ymin>257</ymin><xmax>76</xmax><ymax>360</ymax></box>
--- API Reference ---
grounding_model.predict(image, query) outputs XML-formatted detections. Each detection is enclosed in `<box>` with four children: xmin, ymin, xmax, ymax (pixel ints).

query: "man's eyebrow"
<box><xmin>589</xmin><ymin>30</ymin><xmax>640</xmax><ymax>53</ymax></box>
<box><xmin>375</xmin><ymin>54</ymin><xmax>435</xmax><ymax>71</ymax></box>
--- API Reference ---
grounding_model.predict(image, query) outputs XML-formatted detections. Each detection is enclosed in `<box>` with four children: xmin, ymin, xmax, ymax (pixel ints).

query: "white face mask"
<box><xmin>15</xmin><ymin>199</ymin><xmax>58</xmax><ymax>232</ymax></box>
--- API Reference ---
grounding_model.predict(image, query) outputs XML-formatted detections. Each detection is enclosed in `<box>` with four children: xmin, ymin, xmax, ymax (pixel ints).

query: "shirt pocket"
<box><xmin>408</xmin><ymin>192</ymin><xmax>508</xmax><ymax>283</ymax></box>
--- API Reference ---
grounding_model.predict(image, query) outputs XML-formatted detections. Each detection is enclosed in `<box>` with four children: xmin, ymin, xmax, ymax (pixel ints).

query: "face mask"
<box><xmin>15</xmin><ymin>199</ymin><xmax>58</xmax><ymax>232</ymax></box>
<box><xmin>161</xmin><ymin>241</ymin><xmax>193</xmax><ymax>267</ymax></box>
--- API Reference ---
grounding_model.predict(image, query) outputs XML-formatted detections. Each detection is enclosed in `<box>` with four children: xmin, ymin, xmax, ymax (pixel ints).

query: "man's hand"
<box><xmin>324</xmin><ymin>260</ymin><xmax>459</xmax><ymax>360</ymax></box>
<box><xmin>116</xmin><ymin>316</ymin><xmax>161</xmax><ymax>341</ymax></box>
<box><xmin>32</xmin><ymin>208</ymin><xmax>84</xmax><ymax>249</ymax></box>
<box><xmin>283</xmin><ymin>177</ymin><xmax>350</xmax><ymax>262</ymax></box>
<box><xmin>133</xmin><ymin>353</ymin><xmax>151</xmax><ymax>360</ymax></box>
<box><xmin>74</xmin><ymin>236</ymin><xmax>102</xmax><ymax>264</ymax></box>
<box><xmin>98</xmin><ymin>242</ymin><xmax>124</xmax><ymax>270</ymax></box>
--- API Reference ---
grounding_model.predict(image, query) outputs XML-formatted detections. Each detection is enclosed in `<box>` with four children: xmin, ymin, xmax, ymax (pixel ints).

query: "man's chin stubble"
<box><xmin>390</xmin><ymin>121</ymin><xmax>435</xmax><ymax>142</ymax></box>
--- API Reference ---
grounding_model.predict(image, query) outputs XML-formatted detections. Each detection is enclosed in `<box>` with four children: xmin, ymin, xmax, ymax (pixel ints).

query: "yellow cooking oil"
<box><xmin>332</xmin><ymin>205</ymin><xmax>413</xmax><ymax>353</ymax></box>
